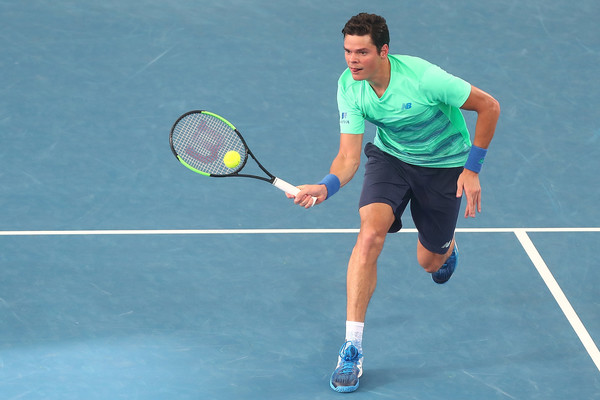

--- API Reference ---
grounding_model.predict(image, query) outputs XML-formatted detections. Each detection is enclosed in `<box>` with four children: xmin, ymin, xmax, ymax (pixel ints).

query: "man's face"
<box><xmin>343</xmin><ymin>34</ymin><xmax>388</xmax><ymax>81</ymax></box>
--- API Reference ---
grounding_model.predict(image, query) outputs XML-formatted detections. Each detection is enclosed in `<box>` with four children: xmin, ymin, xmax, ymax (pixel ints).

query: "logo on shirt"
<box><xmin>401</xmin><ymin>103</ymin><xmax>412</xmax><ymax>110</ymax></box>
<box><xmin>340</xmin><ymin>112</ymin><xmax>349</xmax><ymax>124</ymax></box>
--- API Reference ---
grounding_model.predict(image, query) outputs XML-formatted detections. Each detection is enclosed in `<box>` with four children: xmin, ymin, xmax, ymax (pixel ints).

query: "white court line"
<box><xmin>515</xmin><ymin>229</ymin><xmax>600</xmax><ymax>373</ymax></box>
<box><xmin>0</xmin><ymin>227</ymin><xmax>599</xmax><ymax>236</ymax></box>
<box><xmin>0</xmin><ymin>229</ymin><xmax>363</xmax><ymax>236</ymax></box>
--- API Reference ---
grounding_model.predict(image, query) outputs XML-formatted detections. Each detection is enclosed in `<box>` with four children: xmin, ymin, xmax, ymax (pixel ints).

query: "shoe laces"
<box><xmin>337</xmin><ymin>341</ymin><xmax>362</xmax><ymax>374</ymax></box>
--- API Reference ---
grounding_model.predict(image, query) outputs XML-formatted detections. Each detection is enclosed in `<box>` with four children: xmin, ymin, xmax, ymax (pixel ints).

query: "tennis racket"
<box><xmin>169</xmin><ymin>110</ymin><xmax>316</xmax><ymax>205</ymax></box>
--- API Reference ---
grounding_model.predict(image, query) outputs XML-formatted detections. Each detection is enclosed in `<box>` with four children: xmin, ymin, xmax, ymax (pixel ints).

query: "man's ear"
<box><xmin>380</xmin><ymin>44</ymin><xmax>389</xmax><ymax>58</ymax></box>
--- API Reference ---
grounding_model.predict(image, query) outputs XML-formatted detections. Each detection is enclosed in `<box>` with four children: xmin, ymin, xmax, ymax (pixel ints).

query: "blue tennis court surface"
<box><xmin>1</xmin><ymin>1</ymin><xmax>599</xmax><ymax>399</ymax></box>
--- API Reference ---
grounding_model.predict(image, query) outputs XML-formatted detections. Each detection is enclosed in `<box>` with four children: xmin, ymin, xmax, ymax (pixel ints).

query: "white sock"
<box><xmin>345</xmin><ymin>321</ymin><xmax>364</xmax><ymax>353</ymax></box>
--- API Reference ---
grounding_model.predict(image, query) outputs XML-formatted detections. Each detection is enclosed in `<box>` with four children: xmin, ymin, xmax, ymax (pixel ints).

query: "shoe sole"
<box><xmin>330</xmin><ymin>380</ymin><xmax>359</xmax><ymax>393</ymax></box>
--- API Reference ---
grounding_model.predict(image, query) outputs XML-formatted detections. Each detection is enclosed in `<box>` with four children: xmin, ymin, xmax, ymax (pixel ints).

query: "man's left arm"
<box><xmin>458</xmin><ymin>85</ymin><xmax>501</xmax><ymax>218</ymax></box>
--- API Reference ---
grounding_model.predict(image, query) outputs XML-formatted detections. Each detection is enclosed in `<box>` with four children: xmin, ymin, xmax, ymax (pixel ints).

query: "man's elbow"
<box><xmin>489</xmin><ymin>96</ymin><xmax>500</xmax><ymax>117</ymax></box>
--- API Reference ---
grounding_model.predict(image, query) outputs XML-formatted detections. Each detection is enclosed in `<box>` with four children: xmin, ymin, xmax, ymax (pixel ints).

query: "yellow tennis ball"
<box><xmin>223</xmin><ymin>150</ymin><xmax>241</xmax><ymax>168</ymax></box>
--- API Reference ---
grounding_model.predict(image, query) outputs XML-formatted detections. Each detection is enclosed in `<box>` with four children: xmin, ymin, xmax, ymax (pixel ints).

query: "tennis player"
<box><xmin>291</xmin><ymin>13</ymin><xmax>500</xmax><ymax>392</ymax></box>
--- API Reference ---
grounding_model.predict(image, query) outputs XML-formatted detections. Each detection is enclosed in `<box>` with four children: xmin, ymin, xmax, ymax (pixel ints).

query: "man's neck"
<box><xmin>368</xmin><ymin>57</ymin><xmax>391</xmax><ymax>98</ymax></box>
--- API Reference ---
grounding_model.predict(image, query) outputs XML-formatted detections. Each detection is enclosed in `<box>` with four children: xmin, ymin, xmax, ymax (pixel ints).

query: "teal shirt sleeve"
<box><xmin>337</xmin><ymin>71</ymin><xmax>365</xmax><ymax>134</ymax></box>
<box><xmin>419</xmin><ymin>64</ymin><xmax>471</xmax><ymax>107</ymax></box>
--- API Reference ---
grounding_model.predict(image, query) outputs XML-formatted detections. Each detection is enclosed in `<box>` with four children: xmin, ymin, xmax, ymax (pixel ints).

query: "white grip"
<box><xmin>272</xmin><ymin>177</ymin><xmax>317</xmax><ymax>207</ymax></box>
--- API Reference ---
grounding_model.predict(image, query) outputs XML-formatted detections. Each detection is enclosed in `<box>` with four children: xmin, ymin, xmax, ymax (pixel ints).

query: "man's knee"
<box><xmin>417</xmin><ymin>240</ymin><xmax>451</xmax><ymax>273</ymax></box>
<box><xmin>356</xmin><ymin>228</ymin><xmax>387</xmax><ymax>252</ymax></box>
<box><xmin>419</xmin><ymin>257</ymin><xmax>444</xmax><ymax>273</ymax></box>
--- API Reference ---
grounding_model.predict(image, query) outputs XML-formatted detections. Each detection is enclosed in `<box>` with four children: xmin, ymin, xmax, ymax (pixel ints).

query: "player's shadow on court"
<box><xmin>360</xmin><ymin>346</ymin><xmax>577</xmax><ymax>393</ymax></box>
<box><xmin>360</xmin><ymin>367</ymin><xmax>435</xmax><ymax>391</ymax></box>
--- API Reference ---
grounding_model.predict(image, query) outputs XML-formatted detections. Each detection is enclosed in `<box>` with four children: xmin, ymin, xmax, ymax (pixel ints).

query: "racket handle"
<box><xmin>272</xmin><ymin>177</ymin><xmax>317</xmax><ymax>207</ymax></box>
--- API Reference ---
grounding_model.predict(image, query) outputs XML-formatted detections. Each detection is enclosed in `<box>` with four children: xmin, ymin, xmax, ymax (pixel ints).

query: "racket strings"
<box><xmin>171</xmin><ymin>113</ymin><xmax>247</xmax><ymax>176</ymax></box>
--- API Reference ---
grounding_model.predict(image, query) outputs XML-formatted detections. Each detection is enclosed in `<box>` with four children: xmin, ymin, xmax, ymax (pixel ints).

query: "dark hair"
<box><xmin>342</xmin><ymin>13</ymin><xmax>390</xmax><ymax>52</ymax></box>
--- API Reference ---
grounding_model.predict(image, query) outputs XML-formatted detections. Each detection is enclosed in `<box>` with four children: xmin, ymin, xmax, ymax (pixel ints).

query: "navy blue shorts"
<box><xmin>359</xmin><ymin>143</ymin><xmax>463</xmax><ymax>255</ymax></box>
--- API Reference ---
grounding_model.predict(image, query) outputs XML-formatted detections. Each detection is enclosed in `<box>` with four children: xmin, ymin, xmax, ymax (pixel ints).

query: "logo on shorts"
<box><xmin>442</xmin><ymin>240</ymin><xmax>452</xmax><ymax>249</ymax></box>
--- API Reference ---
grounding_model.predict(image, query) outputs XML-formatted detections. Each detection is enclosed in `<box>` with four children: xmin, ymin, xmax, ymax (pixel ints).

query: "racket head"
<box><xmin>169</xmin><ymin>110</ymin><xmax>249</xmax><ymax>177</ymax></box>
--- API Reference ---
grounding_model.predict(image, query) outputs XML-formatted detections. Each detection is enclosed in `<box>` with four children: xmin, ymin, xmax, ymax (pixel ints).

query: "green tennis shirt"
<box><xmin>337</xmin><ymin>55</ymin><xmax>472</xmax><ymax>168</ymax></box>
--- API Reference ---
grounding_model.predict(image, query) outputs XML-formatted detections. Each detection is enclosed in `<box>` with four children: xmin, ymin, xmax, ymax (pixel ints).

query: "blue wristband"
<box><xmin>318</xmin><ymin>174</ymin><xmax>341</xmax><ymax>199</ymax></box>
<box><xmin>464</xmin><ymin>145</ymin><xmax>487</xmax><ymax>173</ymax></box>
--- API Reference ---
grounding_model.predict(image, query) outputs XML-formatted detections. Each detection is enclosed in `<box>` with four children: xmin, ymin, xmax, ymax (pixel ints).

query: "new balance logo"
<box><xmin>340</xmin><ymin>112</ymin><xmax>350</xmax><ymax>124</ymax></box>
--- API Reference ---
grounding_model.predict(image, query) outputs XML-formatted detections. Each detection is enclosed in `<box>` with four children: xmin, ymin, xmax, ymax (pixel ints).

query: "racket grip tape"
<box><xmin>272</xmin><ymin>178</ymin><xmax>317</xmax><ymax>207</ymax></box>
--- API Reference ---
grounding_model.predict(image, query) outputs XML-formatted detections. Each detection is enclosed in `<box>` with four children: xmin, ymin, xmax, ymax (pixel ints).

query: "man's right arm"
<box><xmin>330</xmin><ymin>133</ymin><xmax>363</xmax><ymax>187</ymax></box>
<box><xmin>292</xmin><ymin>133</ymin><xmax>363</xmax><ymax>208</ymax></box>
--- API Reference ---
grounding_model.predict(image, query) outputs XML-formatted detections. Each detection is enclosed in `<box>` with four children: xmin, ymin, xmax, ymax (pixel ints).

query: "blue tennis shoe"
<box><xmin>432</xmin><ymin>243</ymin><xmax>458</xmax><ymax>284</ymax></box>
<box><xmin>330</xmin><ymin>341</ymin><xmax>363</xmax><ymax>393</ymax></box>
